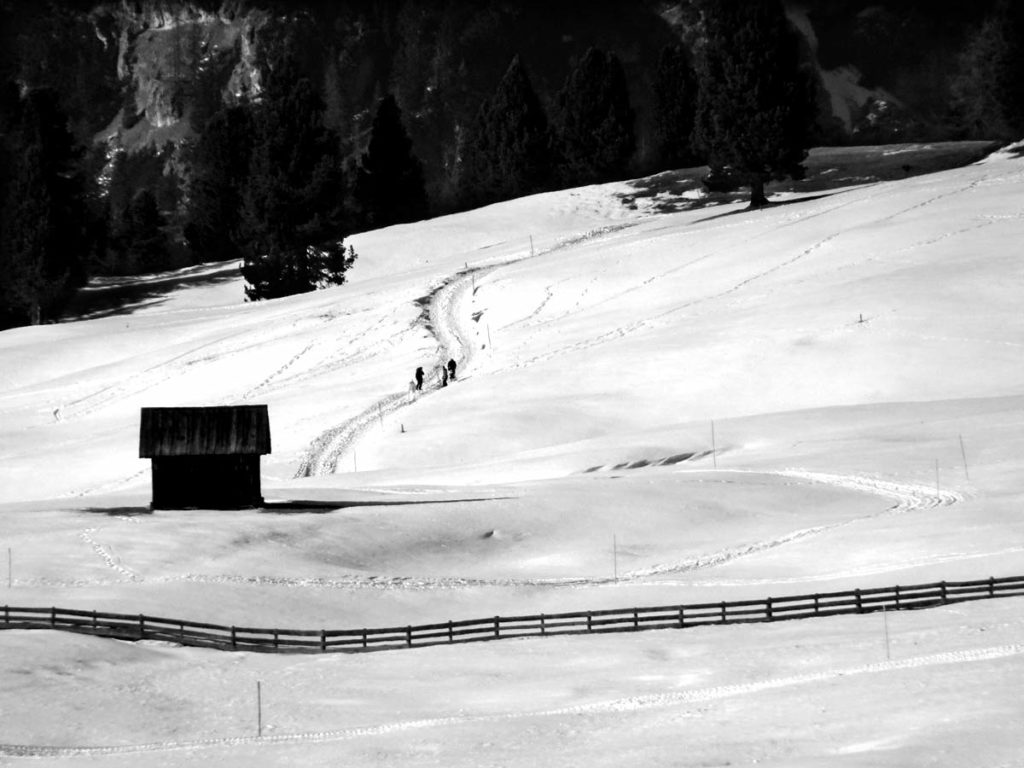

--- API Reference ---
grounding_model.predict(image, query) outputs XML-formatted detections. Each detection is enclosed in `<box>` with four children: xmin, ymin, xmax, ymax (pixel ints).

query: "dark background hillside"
<box><xmin>0</xmin><ymin>0</ymin><xmax>1017</xmax><ymax>321</ymax></box>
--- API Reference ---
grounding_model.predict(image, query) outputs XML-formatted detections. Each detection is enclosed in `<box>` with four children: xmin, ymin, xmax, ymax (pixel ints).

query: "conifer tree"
<box><xmin>355</xmin><ymin>94</ymin><xmax>428</xmax><ymax>228</ymax></box>
<box><xmin>459</xmin><ymin>55</ymin><xmax>552</xmax><ymax>207</ymax></box>
<box><xmin>458</xmin><ymin>100</ymin><xmax>499</xmax><ymax>208</ymax></box>
<box><xmin>653</xmin><ymin>43</ymin><xmax>699</xmax><ymax>170</ymax></box>
<box><xmin>240</xmin><ymin>44</ymin><xmax>356</xmax><ymax>301</ymax></box>
<box><xmin>951</xmin><ymin>0</ymin><xmax>1024</xmax><ymax>141</ymax></box>
<box><xmin>0</xmin><ymin>87</ymin><xmax>87</xmax><ymax>327</ymax></box>
<box><xmin>693</xmin><ymin>0</ymin><xmax>815</xmax><ymax>208</ymax></box>
<box><xmin>553</xmin><ymin>47</ymin><xmax>635</xmax><ymax>185</ymax></box>
<box><xmin>115</xmin><ymin>189</ymin><xmax>167</xmax><ymax>272</ymax></box>
<box><xmin>487</xmin><ymin>56</ymin><xmax>552</xmax><ymax>199</ymax></box>
<box><xmin>184</xmin><ymin>106</ymin><xmax>254</xmax><ymax>263</ymax></box>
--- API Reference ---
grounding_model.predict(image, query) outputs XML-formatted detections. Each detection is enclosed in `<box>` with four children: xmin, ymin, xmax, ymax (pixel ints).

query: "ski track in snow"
<box><xmin>498</xmin><ymin>174</ymin><xmax>1005</xmax><ymax>373</ymax></box>
<box><xmin>3</xmin><ymin>643</ymin><xmax>1020</xmax><ymax>757</ymax></box>
<box><xmin>621</xmin><ymin>469</ymin><xmax>963</xmax><ymax>580</ymax></box>
<box><xmin>31</xmin><ymin>467</ymin><xmax>959</xmax><ymax>593</ymax></box>
<box><xmin>239</xmin><ymin>341</ymin><xmax>317</xmax><ymax>401</ymax></box>
<box><xmin>60</xmin><ymin>468</ymin><xmax>148</xmax><ymax>499</ymax></box>
<box><xmin>293</xmin><ymin>224</ymin><xmax>640</xmax><ymax>478</ymax></box>
<box><xmin>78</xmin><ymin>527</ymin><xmax>140</xmax><ymax>582</ymax></box>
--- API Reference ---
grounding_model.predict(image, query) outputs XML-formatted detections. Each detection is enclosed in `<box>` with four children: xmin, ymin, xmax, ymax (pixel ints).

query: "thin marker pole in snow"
<box><xmin>883</xmin><ymin>606</ymin><xmax>890</xmax><ymax>660</ymax></box>
<box><xmin>711</xmin><ymin>420</ymin><xmax>718</xmax><ymax>469</ymax></box>
<box><xmin>257</xmin><ymin>681</ymin><xmax>262</xmax><ymax>737</ymax></box>
<box><xmin>959</xmin><ymin>434</ymin><xmax>969</xmax><ymax>480</ymax></box>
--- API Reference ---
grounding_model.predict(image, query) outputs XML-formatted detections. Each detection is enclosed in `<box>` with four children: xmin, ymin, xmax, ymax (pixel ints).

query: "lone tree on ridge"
<box><xmin>693</xmin><ymin>0</ymin><xmax>816</xmax><ymax>208</ymax></box>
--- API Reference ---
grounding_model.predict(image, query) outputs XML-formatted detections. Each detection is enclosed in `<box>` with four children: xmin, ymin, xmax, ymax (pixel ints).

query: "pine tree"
<box><xmin>458</xmin><ymin>100</ymin><xmax>499</xmax><ymax>208</ymax></box>
<box><xmin>115</xmin><ymin>189</ymin><xmax>167</xmax><ymax>273</ymax></box>
<box><xmin>0</xmin><ymin>87</ymin><xmax>87</xmax><ymax>328</ymax></box>
<box><xmin>489</xmin><ymin>56</ymin><xmax>552</xmax><ymax>199</ymax></box>
<box><xmin>553</xmin><ymin>47</ymin><xmax>635</xmax><ymax>185</ymax></box>
<box><xmin>653</xmin><ymin>43</ymin><xmax>699</xmax><ymax>170</ymax></box>
<box><xmin>693</xmin><ymin>0</ymin><xmax>816</xmax><ymax>208</ymax></box>
<box><xmin>240</xmin><ymin>46</ymin><xmax>356</xmax><ymax>301</ymax></box>
<box><xmin>184</xmin><ymin>105</ymin><xmax>254</xmax><ymax>263</ymax></box>
<box><xmin>459</xmin><ymin>55</ymin><xmax>553</xmax><ymax>208</ymax></box>
<box><xmin>355</xmin><ymin>94</ymin><xmax>428</xmax><ymax>228</ymax></box>
<box><xmin>951</xmin><ymin>0</ymin><xmax>1024</xmax><ymax>141</ymax></box>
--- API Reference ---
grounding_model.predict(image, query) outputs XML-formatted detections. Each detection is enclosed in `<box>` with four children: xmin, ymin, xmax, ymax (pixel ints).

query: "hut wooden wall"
<box><xmin>151</xmin><ymin>455</ymin><xmax>263</xmax><ymax>509</ymax></box>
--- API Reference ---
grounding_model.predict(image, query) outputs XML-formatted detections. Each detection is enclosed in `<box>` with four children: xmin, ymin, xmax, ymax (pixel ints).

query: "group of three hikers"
<box><xmin>413</xmin><ymin>358</ymin><xmax>456</xmax><ymax>393</ymax></box>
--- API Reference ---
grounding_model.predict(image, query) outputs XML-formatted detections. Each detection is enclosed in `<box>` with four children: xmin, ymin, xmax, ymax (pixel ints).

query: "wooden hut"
<box><xmin>139</xmin><ymin>405</ymin><xmax>271</xmax><ymax>509</ymax></box>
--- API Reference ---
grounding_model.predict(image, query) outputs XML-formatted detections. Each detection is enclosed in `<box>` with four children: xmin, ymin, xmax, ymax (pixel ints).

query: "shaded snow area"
<box><xmin>2</xmin><ymin>144</ymin><xmax>1024</xmax><ymax>766</ymax></box>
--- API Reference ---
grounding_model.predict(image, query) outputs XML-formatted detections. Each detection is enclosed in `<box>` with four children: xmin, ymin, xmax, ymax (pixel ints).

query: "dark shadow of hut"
<box><xmin>139</xmin><ymin>405</ymin><xmax>271</xmax><ymax>509</ymax></box>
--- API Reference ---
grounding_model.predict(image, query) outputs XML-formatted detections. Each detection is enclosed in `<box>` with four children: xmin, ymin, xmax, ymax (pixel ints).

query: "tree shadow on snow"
<box><xmin>691</xmin><ymin>192</ymin><xmax>836</xmax><ymax>224</ymax></box>
<box><xmin>62</xmin><ymin>262</ymin><xmax>240</xmax><ymax>321</ymax></box>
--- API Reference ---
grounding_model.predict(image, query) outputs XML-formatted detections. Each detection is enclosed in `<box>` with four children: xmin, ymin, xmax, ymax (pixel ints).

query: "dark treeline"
<box><xmin>1</xmin><ymin>0</ymin><xmax>1022</xmax><ymax>327</ymax></box>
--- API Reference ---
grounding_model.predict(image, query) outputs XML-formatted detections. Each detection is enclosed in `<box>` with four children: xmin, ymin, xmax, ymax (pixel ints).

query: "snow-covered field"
<box><xmin>2</xmin><ymin>144</ymin><xmax>1023</xmax><ymax>766</ymax></box>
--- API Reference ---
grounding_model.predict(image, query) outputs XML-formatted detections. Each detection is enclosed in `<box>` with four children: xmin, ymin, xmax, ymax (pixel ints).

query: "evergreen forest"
<box><xmin>1</xmin><ymin>0</ymin><xmax>1022</xmax><ymax>327</ymax></box>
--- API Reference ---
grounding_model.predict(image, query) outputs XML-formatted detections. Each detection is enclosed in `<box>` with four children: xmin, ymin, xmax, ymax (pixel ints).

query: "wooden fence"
<box><xmin>2</xmin><ymin>575</ymin><xmax>1022</xmax><ymax>654</ymax></box>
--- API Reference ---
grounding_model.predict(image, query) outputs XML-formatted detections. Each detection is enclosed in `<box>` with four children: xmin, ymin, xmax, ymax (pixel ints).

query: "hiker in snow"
<box><xmin>440</xmin><ymin>363</ymin><xmax>448</xmax><ymax>387</ymax></box>
<box><xmin>447</xmin><ymin>358</ymin><xmax>457</xmax><ymax>381</ymax></box>
<box><xmin>415</xmin><ymin>366</ymin><xmax>424</xmax><ymax>391</ymax></box>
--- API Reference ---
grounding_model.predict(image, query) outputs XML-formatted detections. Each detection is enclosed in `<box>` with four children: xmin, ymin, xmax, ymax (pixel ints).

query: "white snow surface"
<box><xmin>2</xmin><ymin>146</ymin><xmax>1024</xmax><ymax>766</ymax></box>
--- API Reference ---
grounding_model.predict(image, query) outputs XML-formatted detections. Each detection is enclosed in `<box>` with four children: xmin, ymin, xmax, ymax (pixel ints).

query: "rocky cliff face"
<box><xmin>92</xmin><ymin>2</ymin><xmax>269</xmax><ymax>150</ymax></box>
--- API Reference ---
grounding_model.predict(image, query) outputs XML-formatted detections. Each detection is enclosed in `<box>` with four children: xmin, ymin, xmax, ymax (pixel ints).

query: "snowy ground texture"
<box><xmin>1</xmin><ymin>143</ymin><xmax>1024</xmax><ymax>766</ymax></box>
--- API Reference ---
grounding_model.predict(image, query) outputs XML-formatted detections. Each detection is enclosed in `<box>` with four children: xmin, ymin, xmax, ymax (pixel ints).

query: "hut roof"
<box><xmin>139</xmin><ymin>405</ymin><xmax>271</xmax><ymax>458</ymax></box>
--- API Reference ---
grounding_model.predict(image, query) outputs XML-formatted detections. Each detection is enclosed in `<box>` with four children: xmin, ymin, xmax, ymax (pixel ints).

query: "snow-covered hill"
<box><xmin>2</xmin><ymin>144</ymin><xmax>1023</xmax><ymax>766</ymax></box>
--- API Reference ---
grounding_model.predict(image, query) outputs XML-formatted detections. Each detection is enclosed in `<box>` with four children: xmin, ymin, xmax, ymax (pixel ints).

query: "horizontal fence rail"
<box><xmin>2</xmin><ymin>575</ymin><xmax>1022</xmax><ymax>654</ymax></box>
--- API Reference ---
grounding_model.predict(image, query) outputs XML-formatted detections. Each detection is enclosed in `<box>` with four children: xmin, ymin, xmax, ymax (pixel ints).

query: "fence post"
<box><xmin>406</xmin><ymin>626</ymin><xmax>412</xmax><ymax>647</ymax></box>
<box><xmin>814</xmin><ymin>594</ymin><xmax>820</xmax><ymax>615</ymax></box>
<box><xmin>179</xmin><ymin>622</ymin><xmax>185</xmax><ymax>642</ymax></box>
<box><xmin>139</xmin><ymin>614</ymin><xmax>145</xmax><ymax>639</ymax></box>
<box><xmin>231</xmin><ymin>626</ymin><xmax>237</xmax><ymax>649</ymax></box>
<box><xmin>720</xmin><ymin>601</ymin><xmax>727</xmax><ymax>623</ymax></box>
<box><xmin>362</xmin><ymin>629</ymin><xmax>368</xmax><ymax>649</ymax></box>
<box><xmin>989</xmin><ymin>576</ymin><xmax>995</xmax><ymax>597</ymax></box>
<box><xmin>633</xmin><ymin>609</ymin><xmax>639</xmax><ymax>629</ymax></box>
<box><xmin>3</xmin><ymin>605</ymin><xmax>7</xmax><ymax>624</ymax></box>
<box><xmin>894</xmin><ymin>585</ymin><xmax>901</xmax><ymax>610</ymax></box>
<box><xmin>494</xmin><ymin>616</ymin><xmax>500</xmax><ymax>639</ymax></box>
<box><xmin>587</xmin><ymin>612</ymin><xmax>593</xmax><ymax>632</ymax></box>
<box><xmin>540</xmin><ymin>614</ymin><xmax>546</xmax><ymax>636</ymax></box>
<box><xmin>766</xmin><ymin>597</ymin><xmax>773</xmax><ymax>621</ymax></box>
<box><xmin>678</xmin><ymin>607</ymin><xmax>685</xmax><ymax>628</ymax></box>
<box><xmin>92</xmin><ymin>610</ymin><xmax>98</xmax><ymax>631</ymax></box>
<box><xmin>320</xmin><ymin>630</ymin><xmax>327</xmax><ymax>652</ymax></box>
<box><xmin>448</xmin><ymin>620</ymin><xmax>454</xmax><ymax>643</ymax></box>
<box><xmin>855</xmin><ymin>589</ymin><xmax>863</xmax><ymax>613</ymax></box>
<box><xmin>940</xmin><ymin>581</ymin><xmax>948</xmax><ymax>603</ymax></box>
<box><xmin>273</xmin><ymin>631</ymin><xmax>279</xmax><ymax>649</ymax></box>
<box><xmin>51</xmin><ymin>607</ymin><xmax>56</xmax><ymax>627</ymax></box>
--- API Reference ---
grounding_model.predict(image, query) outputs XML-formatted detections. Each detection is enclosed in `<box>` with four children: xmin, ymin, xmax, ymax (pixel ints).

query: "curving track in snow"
<box><xmin>293</xmin><ymin>224</ymin><xmax>639</xmax><ymax>478</ymax></box>
<box><xmin>22</xmin><ymin>467</ymin><xmax>964</xmax><ymax>592</ymax></box>
<box><xmin>626</xmin><ymin>469</ymin><xmax>964</xmax><ymax>580</ymax></box>
<box><xmin>2</xmin><ymin>643</ymin><xmax>1019</xmax><ymax>757</ymax></box>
